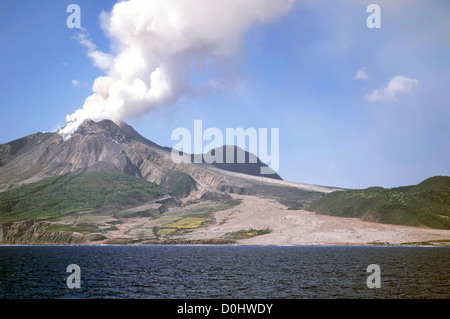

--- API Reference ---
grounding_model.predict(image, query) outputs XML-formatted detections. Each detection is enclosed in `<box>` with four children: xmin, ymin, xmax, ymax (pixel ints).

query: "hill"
<box><xmin>195</xmin><ymin>145</ymin><xmax>282</xmax><ymax>180</ymax></box>
<box><xmin>309</xmin><ymin>176</ymin><xmax>450</xmax><ymax>229</ymax></box>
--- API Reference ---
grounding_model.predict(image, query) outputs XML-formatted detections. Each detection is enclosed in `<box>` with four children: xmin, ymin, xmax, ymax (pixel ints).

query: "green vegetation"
<box><xmin>309</xmin><ymin>176</ymin><xmax>450</xmax><ymax>229</ymax></box>
<box><xmin>225</xmin><ymin>228</ymin><xmax>272</xmax><ymax>239</ymax></box>
<box><xmin>163</xmin><ymin>171</ymin><xmax>195</xmax><ymax>197</ymax></box>
<box><xmin>153</xmin><ymin>203</ymin><xmax>237</xmax><ymax>238</ymax></box>
<box><xmin>0</xmin><ymin>172</ymin><xmax>164</xmax><ymax>223</ymax></box>
<box><xmin>46</xmin><ymin>224</ymin><xmax>97</xmax><ymax>234</ymax></box>
<box><xmin>142</xmin><ymin>239</ymin><xmax>236</xmax><ymax>245</ymax></box>
<box><xmin>164</xmin><ymin>217</ymin><xmax>212</xmax><ymax>229</ymax></box>
<box><xmin>155</xmin><ymin>217</ymin><xmax>213</xmax><ymax>237</ymax></box>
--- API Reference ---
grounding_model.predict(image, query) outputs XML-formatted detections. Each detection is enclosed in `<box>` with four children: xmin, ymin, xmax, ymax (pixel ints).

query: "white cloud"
<box><xmin>60</xmin><ymin>0</ymin><xmax>293</xmax><ymax>136</ymax></box>
<box><xmin>366</xmin><ymin>75</ymin><xmax>419</xmax><ymax>102</ymax></box>
<box><xmin>71</xmin><ymin>80</ymin><xmax>88</xmax><ymax>87</ymax></box>
<box><xmin>354</xmin><ymin>67</ymin><xmax>370</xmax><ymax>80</ymax></box>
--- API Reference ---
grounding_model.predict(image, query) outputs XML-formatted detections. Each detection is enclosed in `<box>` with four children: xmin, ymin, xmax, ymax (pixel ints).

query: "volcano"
<box><xmin>0</xmin><ymin>120</ymin><xmax>339</xmax><ymax>244</ymax></box>
<box><xmin>1</xmin><ymin>120</ymin><xmax>449</xmax><ymax>246</ymax></box>
<box><xmin>0</xmin><ymin>119</ymin><xmax>332</xmax><ymax>197</ymax></box>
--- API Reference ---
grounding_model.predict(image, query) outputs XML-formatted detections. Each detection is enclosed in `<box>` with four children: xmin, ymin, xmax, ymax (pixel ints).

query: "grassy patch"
<box><xmin>101</xmin><ymin>225</ymin><xmax>119</xmax><ymax>232</ymax></box>
<box><xmin>151</xmin><ymin>201</ymin><xmax>239</xmax><ymax>238</ymax></box>
<box><xmin>224</xmin><ymin>228</ymin><xmax>272</xmax><ymax>239</ymax></box>
<box><xmin>154</xmin><ymin>217</ymin><xmax>213</xmax><ymax>237</ymax></box>
<box><xmin>162</xmin><ymin>171</ymin><xmax>195</xmax><ymax>197</ymax></box>
<box><xmin>164</xmin><ymin>217</ymin><xmax>212</xmax><ymax>229</ymax></box>
<box><xmin>0</xmin><ymin>172</ymin><xmax>164</xmax><ymax>223</ymax></box>
<box><xmin>46</xmin><ymin>224</ymin><xmax>97</xmax><ymax>234</ymax></box>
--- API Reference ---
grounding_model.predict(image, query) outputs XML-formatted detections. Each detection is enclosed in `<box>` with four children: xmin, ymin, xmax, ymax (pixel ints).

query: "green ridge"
<box><xmin>309</xmin><ymin>176</ymin><xmax>450</xmax><ymax>229</ymax></box>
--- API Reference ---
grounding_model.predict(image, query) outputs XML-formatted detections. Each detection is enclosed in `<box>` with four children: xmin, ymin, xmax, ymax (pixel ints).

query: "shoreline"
<box><xmin>1</xmin><ymin>241</ymin><xmax>449</xmax><ymax>248</ymax></box>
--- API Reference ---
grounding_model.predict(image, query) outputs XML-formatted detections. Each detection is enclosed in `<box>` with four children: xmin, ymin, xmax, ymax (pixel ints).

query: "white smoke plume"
<box><xmin>59</xmin><ymin>0</ymin><xmax>293</xmax><ymax>136</ymax></box>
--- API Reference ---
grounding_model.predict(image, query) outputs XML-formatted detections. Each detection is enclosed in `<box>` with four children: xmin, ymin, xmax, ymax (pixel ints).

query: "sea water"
<box><xmin>0</xmin><ymin>245</ymin><xmax>448</xmax><ymax>299</ymax></box>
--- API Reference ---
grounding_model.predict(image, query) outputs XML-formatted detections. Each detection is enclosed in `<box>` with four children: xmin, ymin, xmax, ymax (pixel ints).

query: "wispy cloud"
<box><xmin>71</xmin><ymin>79</ymin><xmax>88</xmax><ymax>87</ymax></box>
<box><xmin>354</xmin><ymin>67</ymin><xmax>370</xmax><ymax>80</ymax></box>
<box><xmin>366</xmin><ymin>75</ymin><xmax>419</xmax><ymax>102</ymax></box>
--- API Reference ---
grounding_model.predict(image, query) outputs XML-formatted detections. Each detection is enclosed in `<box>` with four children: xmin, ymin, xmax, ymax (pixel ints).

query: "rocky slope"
<box><xmin>0</xmin><ymin>220</ymin><xmax>87</xmax><ymax>245</ymax></box>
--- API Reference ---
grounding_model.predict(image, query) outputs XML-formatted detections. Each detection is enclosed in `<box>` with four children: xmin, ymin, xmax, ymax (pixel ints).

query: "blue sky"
<box><xmin>0</xmin><ymin>0</ymin><xmax>449</xmax><ymax>189</ymax></box>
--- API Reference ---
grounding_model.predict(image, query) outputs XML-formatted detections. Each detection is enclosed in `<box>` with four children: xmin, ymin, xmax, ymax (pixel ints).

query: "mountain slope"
<box><xmin>0</xmin><ymin>171</ymin><xmax>164</xmax><ymax>223</ymax></box>
<box><xmin>0</xmin><ymin>120</ymin><xmax>337</xmax><ymax>219</ymax></box>
<box><xmin>309</xmin><ymin>176</ymin><xmax>450</xmax><ymax>229</ymax></box>
<box><xmin>0</xmin><ymin>120</ymin><xmax>194</xmax><ymax>192</ymax></box>
<box><xmin>0</xmin><ymin>120</ymin><xmax>284</xmax><ymax>192</ymax></box>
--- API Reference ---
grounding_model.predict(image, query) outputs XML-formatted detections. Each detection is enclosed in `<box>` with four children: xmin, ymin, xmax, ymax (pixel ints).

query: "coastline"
<box><xmin>2</xmin><ymin>194</ymin><xmax>449</xmax><ymax>247</ymax></box>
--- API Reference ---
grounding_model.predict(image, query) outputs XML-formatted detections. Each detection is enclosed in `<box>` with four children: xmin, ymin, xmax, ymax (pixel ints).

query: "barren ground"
<box><xmin>99</xmin><ymin>194</ymin><xmax>450</xmax><ymax>246</ymax></box>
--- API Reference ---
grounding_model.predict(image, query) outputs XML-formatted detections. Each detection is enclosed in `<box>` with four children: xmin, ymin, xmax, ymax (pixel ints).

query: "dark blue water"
<box><xmin>0</xmin><ymin>245</ymin><xmax>448</xmax><ymax>299</ymax></box>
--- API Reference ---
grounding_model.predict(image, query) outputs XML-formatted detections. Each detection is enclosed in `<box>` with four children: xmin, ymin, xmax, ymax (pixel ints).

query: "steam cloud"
<box><xmin>59</xmin><ymin>0</ymin><xmax>293</xmax><ymax>136</ymax></box>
